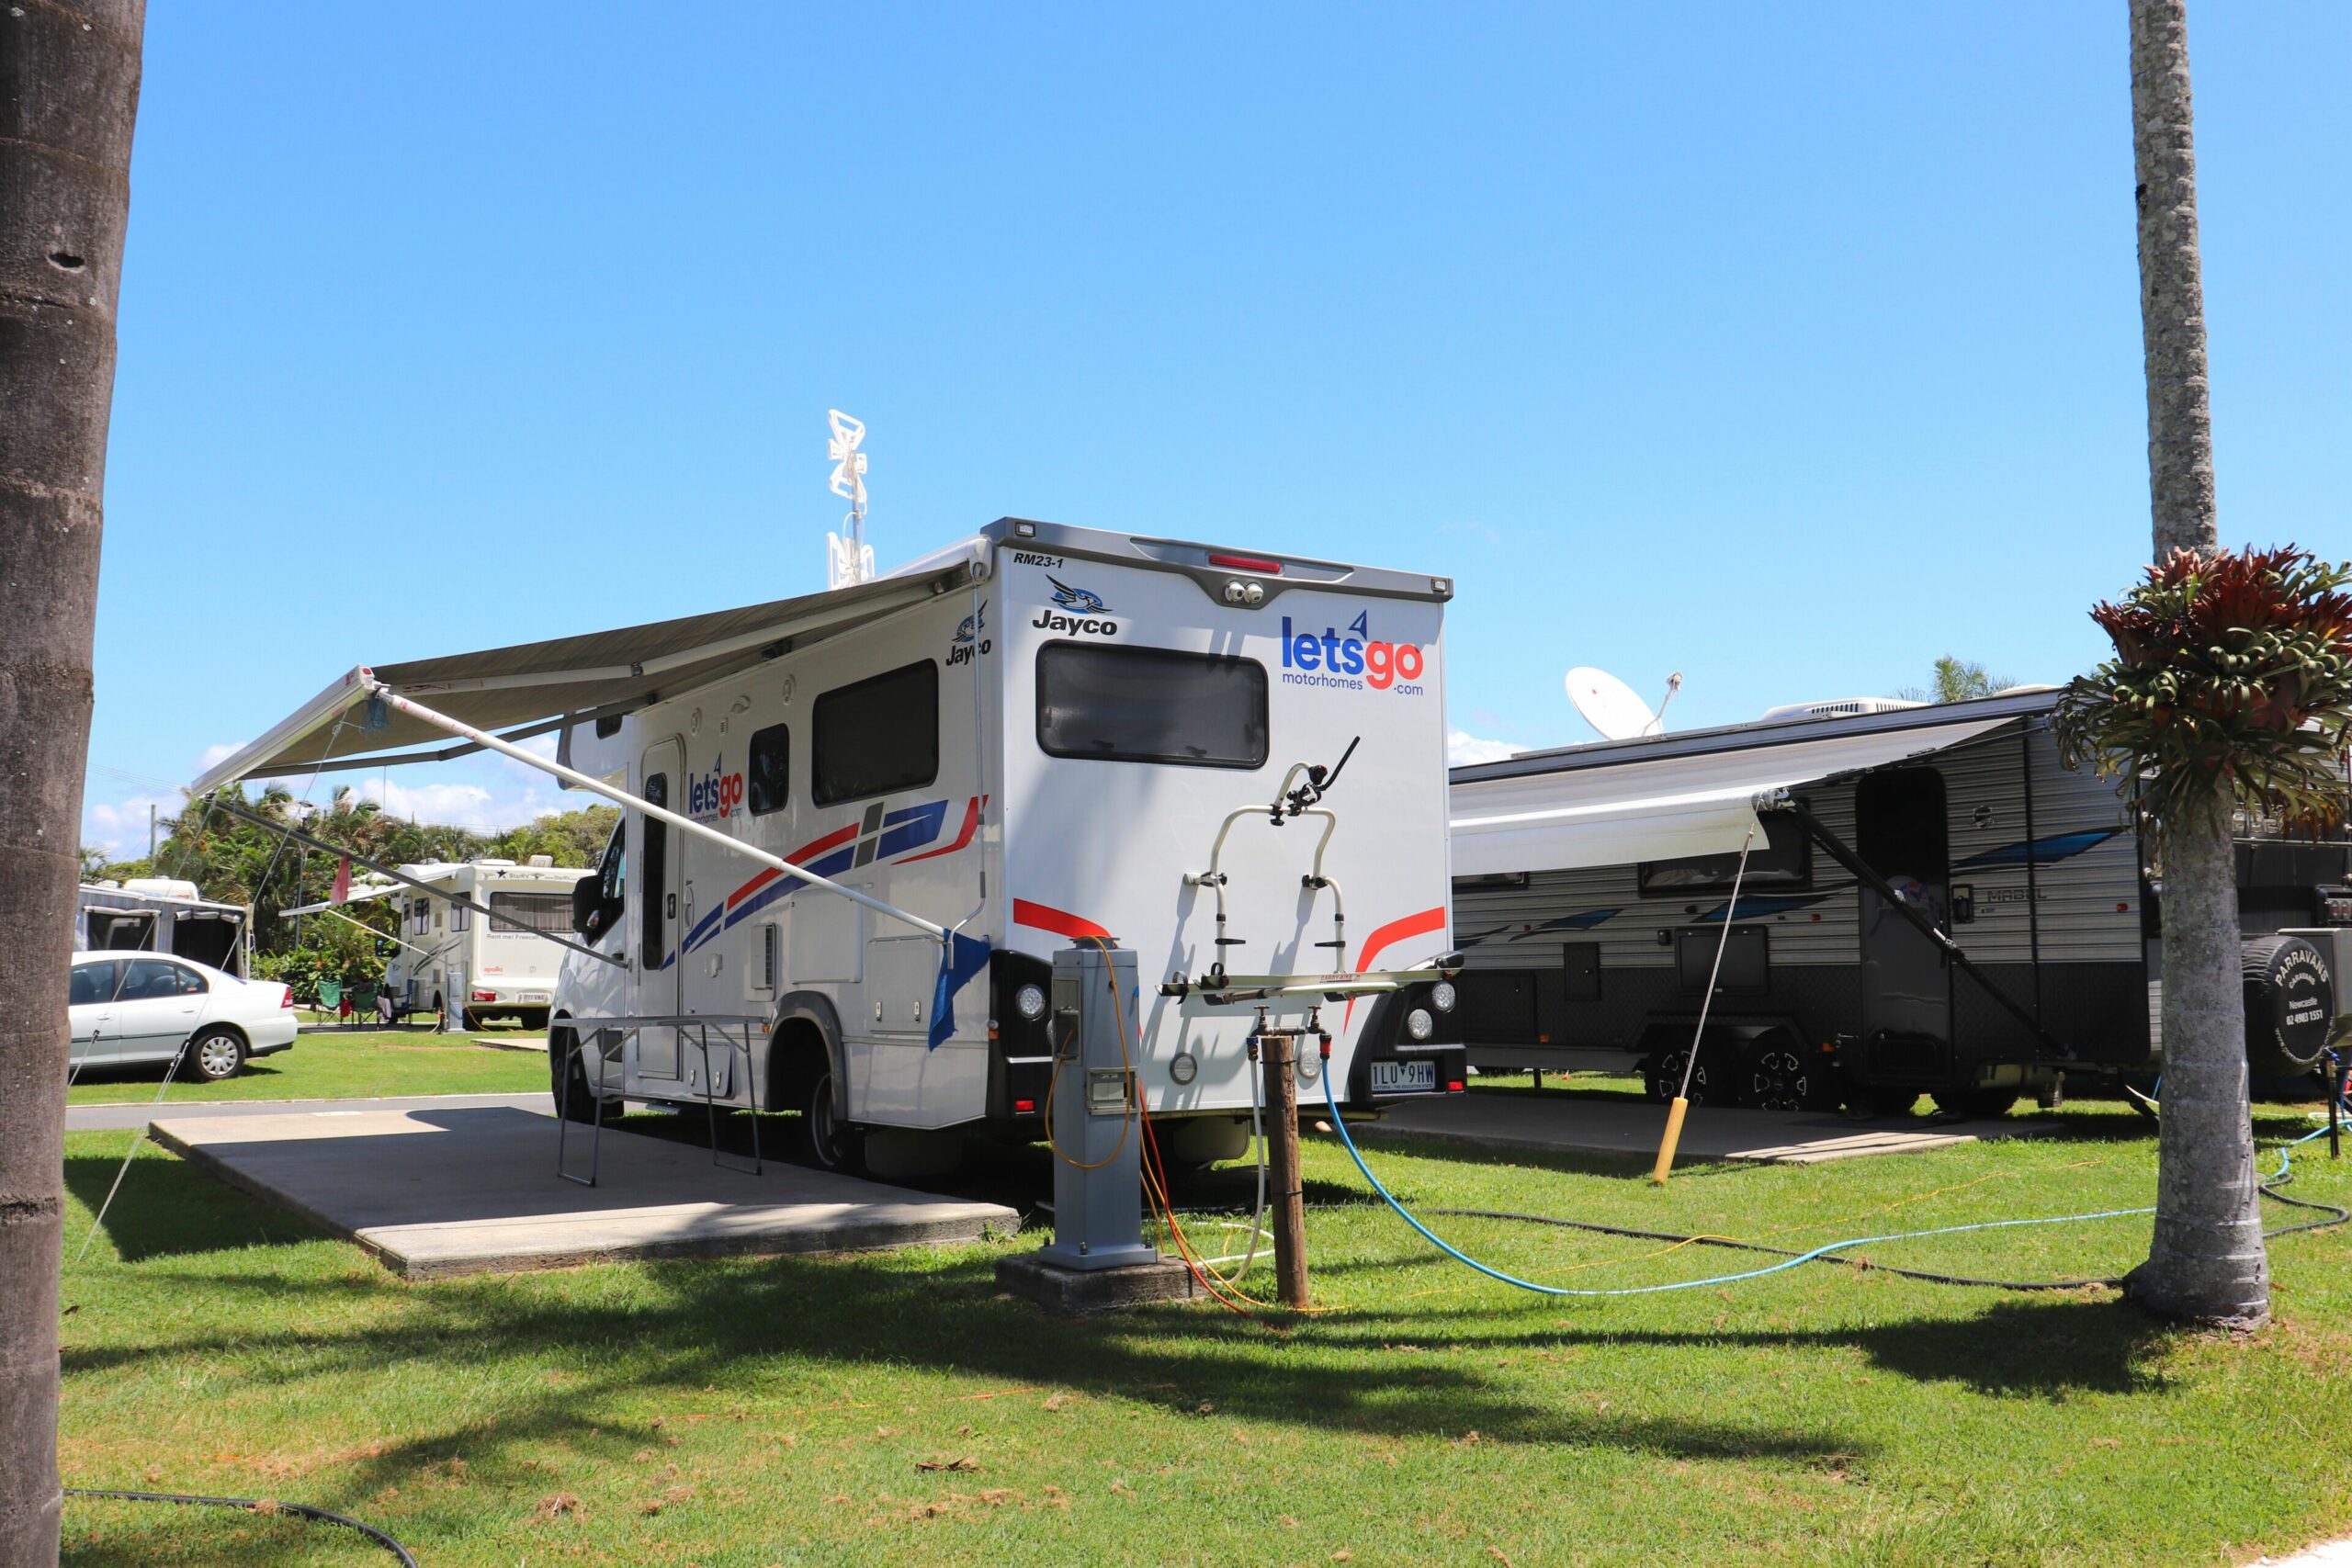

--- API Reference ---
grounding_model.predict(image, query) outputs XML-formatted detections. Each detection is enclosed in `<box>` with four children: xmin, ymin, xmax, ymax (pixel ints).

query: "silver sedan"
<box><xmin>67</xmin><ymin>952</ymin><xmax>299</xmax><ymax>1081</ymax></box>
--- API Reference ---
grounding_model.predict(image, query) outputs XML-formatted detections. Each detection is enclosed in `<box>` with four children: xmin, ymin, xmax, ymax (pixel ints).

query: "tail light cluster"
<box><xmin>470</xmin><ymin>989</ymin><xmax>499</xmax><ymax>1003</ymax></box>
<box><xmin>278</xmin><ymin>987</ymin><xmax>295</xmax><ymax>1010</ymax></box>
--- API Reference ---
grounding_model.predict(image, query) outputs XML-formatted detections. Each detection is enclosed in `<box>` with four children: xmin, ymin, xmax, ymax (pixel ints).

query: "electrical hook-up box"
<box><xmin>1033</xmin><ymin>943</ymin><xmax>1156</xmax><ymax>1272</ymax></box>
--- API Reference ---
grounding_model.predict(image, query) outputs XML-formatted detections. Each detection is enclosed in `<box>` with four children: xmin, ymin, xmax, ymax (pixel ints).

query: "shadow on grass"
<box><xmin>61</xmin><ymin>1150</ymin><xmax>327</xmax><ymax>1261</ymax></box>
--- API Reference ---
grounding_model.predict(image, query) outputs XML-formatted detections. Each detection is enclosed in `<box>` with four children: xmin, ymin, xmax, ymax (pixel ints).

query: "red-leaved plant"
<box><xmin>2054</xmin><ymin>545</ymin><xmax>2352</xmax><ymax>835</ymax></box>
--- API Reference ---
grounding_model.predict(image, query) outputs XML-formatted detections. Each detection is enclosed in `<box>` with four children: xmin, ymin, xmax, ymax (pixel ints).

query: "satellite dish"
<box><xmin>1566</xmin><ymin>666</ymin><xmax>1665</xmax><ymax>741</ymax></box>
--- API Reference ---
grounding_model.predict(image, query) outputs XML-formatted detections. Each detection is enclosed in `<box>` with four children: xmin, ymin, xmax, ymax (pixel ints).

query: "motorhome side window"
<box><xmin>747</xmin><ymin>722</ymin><xmax>789</xmax><ymax>816</ymax></box>
<box><xmin>1035</xmin><ymin>643</ymin><xmax>1270</xmax><ymax>769</ymax></box>
<box><xmin>450</xmin><ymin>901</ymin><xmax>469</xmax><ymax>932</ymax></box>
<box><xmin>812</xmin><ymin>661</ymin><xmax>938</xmax><ymax>806</ymax></box>
<box><xmin>1636</xmin><ymin>811</ymin><xmax>1813</xmax><ymax>894</ymax></box>
<box><xmin>491</xmin><ymin>892</ymin><xmax>572</xmax><ymax>933</ymax></box>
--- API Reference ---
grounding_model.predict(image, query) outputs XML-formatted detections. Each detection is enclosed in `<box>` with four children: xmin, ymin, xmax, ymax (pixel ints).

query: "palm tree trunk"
<box><xmin>2131</xmin><ymin>0</ymin><xmax>2219</xmax><ymax>558</ymax></box>
<box><xmin>2125</xmin><ymin>0</ymin><xmax>2266</xmax><ymax>1328</ymax></box>
<box><xmin>2132</xmin><ymin>774</ymin><xmax>2269</xmax><ymax>1325</ymax></box>
<box><xmin>0</xmin><ymin>2</ymin><xmax>144</xmax><ymax>1560</ymax></box>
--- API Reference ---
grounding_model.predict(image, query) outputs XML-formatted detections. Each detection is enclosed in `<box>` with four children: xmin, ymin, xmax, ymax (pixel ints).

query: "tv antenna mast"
<box><xmin>825</xmin><ymin>409</ymin><xmax>876</xmax><ymax>590</ymax></box>
<box><xmin>1566</xmin><ymin>666</ymin><xmax>1682</xmax><ymax>741</ymax></box>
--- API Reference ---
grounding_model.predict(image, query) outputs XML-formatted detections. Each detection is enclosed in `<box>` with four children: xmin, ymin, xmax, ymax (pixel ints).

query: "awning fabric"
<box><xmin>193</xmin><ymin>540</ymin><xmax>988</xmax><ymax>793</ymax></box>
<box><xmin>1448</xmin><ymin>714</ymin><xmax>2018</xmax><ymax>876</ymax></box>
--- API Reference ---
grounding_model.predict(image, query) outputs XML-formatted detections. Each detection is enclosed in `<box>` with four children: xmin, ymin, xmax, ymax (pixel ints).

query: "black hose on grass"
<box><xmin>64</xmin><ymin>1488</ymin><xmax>418</xmax><ymax>1565</ymax></box>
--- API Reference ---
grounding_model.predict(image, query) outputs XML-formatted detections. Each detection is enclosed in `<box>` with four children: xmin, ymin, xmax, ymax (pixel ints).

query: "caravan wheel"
<box><xmin>1646</xmin><ymin>1043</ymin><xmax>1734</xmax><ymax>1106</ymax></box>
<box><xmin>803</xmin><ymin>1067</ymin><xmax>863</xmax><ymax>1172</ymax></box>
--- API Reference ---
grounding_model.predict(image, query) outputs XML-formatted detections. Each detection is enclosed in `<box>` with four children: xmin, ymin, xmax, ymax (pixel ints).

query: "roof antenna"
<box><xmin>826</xmin><ymin>409</ymin><xmax>876</xmax><ymax>590</ymax></box>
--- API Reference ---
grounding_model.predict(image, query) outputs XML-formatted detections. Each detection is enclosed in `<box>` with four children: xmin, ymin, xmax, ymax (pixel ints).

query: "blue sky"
<box><xmin>83</xmin><ymin>3</ymin><xmax>2348</xmax><ymax>854</ymax></box>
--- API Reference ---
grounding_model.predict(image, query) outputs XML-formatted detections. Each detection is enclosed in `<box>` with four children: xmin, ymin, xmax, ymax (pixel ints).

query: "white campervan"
<box><xmin>379</xmin><ymin>857</ymin><xmax>595</xmax><ymax>1029</ymax></box>
<box><xmin>194</xmin><ymin>518</ymin><xmax>1468</xmax><ymax>1171</ymax></box>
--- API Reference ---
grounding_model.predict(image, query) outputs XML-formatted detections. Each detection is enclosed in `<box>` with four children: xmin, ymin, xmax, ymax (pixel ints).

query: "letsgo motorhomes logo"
<box><xmin>1031</xmin><ymin>575</ymin><xmax>1118</xmax><ymax>637</ymax></box>
<box><xmin>689</xmin><ymin>757</ymin><xmax>744</xmax><ymax>820</ymax></box>
<box><xmin>1280</xmin><ymin>612</ymin><xmax>1428</xmax><ymax>695</ymax></box>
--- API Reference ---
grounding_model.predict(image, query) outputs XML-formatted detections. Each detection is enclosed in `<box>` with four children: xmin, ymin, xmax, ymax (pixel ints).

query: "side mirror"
<box><xmin>571</xmin><ymin>875</ymin><xmax>599</xmax><ymax>937</ymax></box>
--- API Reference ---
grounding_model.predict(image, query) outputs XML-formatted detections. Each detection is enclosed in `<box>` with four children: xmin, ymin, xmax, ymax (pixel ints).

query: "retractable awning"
<box><xmin>193</xmin><ymin>538</ymin><xmax>989</xmax><ymax>794</ymax></box>
<box><xmin>1448</xmin><ymin>712</ymin><xmax>2022</xmax><ymax>876</ymax></box>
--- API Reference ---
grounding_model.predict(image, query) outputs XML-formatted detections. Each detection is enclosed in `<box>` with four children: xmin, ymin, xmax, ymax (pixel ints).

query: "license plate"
<box><xmin>1370</xmin><ymin>1059</ymin><xmax>1436</xmax><ymax>1094</ymax></box>
<box><xmin>518</xmin><ymin>992</ymin><xmax>548</xmax><ymax>1005</ymax></box>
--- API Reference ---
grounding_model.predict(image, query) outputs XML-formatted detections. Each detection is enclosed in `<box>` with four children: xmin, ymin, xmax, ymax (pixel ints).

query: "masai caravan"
<box><xmin>195</xmin><ymin>519</ymin><xmax>1467</xmax><ymax>1171</ymax></box>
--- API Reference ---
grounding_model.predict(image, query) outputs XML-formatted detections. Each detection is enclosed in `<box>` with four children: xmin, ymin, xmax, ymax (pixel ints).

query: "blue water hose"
<box><xmin>1318</xmin><ymin>1070</ymin><xmax>2346</xmax><ymax>1298</ymax></box>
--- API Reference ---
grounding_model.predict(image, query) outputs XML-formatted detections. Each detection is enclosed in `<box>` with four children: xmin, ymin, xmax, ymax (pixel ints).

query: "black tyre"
<box><xmin>803</xmin><ymin>1066</ymin><xmax>863</xmax><ymax>1171</ymax></box>
<box><xmin>183</xmin><ymin>1027</ymin><xmax>246</xmax><ymax>1083</ymax></box>
<box><xmin>1931</xmin><ymin>1087</ymin><xmax>2020</xmax><ymax>1121</ymax></box>
<box><xmin>549</xmin><ymin>1026</ymin><xmax>618</xmax><ymax>1123</ymax></box>
<box><xmin>1646</xmin><ymin>1042</ymin><xmax>1736</xmax><ymax>1106</ymax></box>
<box><xmin>1859</xmin><ymin>1085</ymin><xmax>1919</xmax><ymax>1118</ymax></box>
<box><xmin>2244</xmin><ymin>935</ymin><xmax>2335</xmax><ymax>1078</ymax></box>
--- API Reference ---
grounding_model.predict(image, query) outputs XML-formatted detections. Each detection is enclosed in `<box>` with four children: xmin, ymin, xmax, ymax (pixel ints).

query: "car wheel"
<box><xmin>184</xmin><ymin>1027</ymin><xmax>247</xmax><ymax>1083</ymax></box>
<box><xmin>804</xmin><ymin>1066</ymin><xmax>862</xmax><ymax>1172</ymax></box>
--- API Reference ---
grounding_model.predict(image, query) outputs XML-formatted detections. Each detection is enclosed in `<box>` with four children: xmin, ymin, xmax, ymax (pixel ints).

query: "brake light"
<box><xmin>1207</xmin><ymin>552</ymin><xmax>1282</xmax><ymax>574</ymax></box>
<box><xmin>470</xmin><ymin>989</ymin><xmax>498</xmax><ymax>1002</ymax></box>
<box><xmin>1445</xmin><ymin>1079</ymin><xmax>1465</xmax><ymax>1093</ymax></box>
<box><xmin>1013</xmin><ymin>1098</ymin><xmax>1036</xmax><ymax>1114</ymax></box>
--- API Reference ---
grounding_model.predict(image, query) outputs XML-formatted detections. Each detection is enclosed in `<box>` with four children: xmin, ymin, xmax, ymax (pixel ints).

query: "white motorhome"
<box><xmin>376</xmin><ymin>857</ymin><xmax>595</xmax><ymax>1029</ymax></box>
<box><xmin>194</xmin><ymin>519</ymin><xmax>1467</xmax><ymax>1169</ymax></box>
<box><xmin>76</xmin><ymin>880</ymin><xmax>252</xmax><ymax>978</ymax></box>
<box><xmin>1449</xmin><ymin>690</ymin><xmax>2348</xmax><ymax>1115</ymax></box>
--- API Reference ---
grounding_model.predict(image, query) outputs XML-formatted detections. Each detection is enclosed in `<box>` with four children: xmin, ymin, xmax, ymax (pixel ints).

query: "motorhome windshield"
<box><xmin>1035</xmin><ymin>642</ymin><xmax>1269</xmax><ymax>768</ymax></box>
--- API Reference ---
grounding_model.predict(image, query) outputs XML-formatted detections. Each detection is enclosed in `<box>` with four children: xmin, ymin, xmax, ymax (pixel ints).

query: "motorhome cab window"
<box><xmin>1035</xmin><ymin>643</ymin><xmax>1270</xmax><ymax>769</ymax></box>
<box><xmin>746</xmin><ymin>722</ymin><xmax>789</xmax><ymax>816</ymax></box>
<box><xmin>1636</xmin><ymin>811</ymin><xmax>1812</xmax><ymax>894</ymax></box>
<box><xmin>490</xmin><ymin>892</ymin><xmax>572</xmax><ymax>933</ymax></box>
<box><xmin>812</xmin><ymin>661</ymin><xmax>938</xmax><ymax>806</ymax></box>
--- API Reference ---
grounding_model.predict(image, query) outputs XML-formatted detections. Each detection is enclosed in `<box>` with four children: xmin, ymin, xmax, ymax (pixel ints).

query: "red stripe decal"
<box><xmin>724</xmin><ymin>819</ymin><xmax>863</xmax><ymax>910</ymax></box>
<box><xmin>1013</xmin><ymin>898</ymin><xmax>1112</xmax><ymax>942</ymax></box>
<box><xmin>901</xmin><ymin>795</ymin><xmax>988</xmax><ymax>863</ymax></box>
<box><xmin>1345</xmin><ymin>904</ymin><xmax>1448</xmax><ymax>1029</ymax></box>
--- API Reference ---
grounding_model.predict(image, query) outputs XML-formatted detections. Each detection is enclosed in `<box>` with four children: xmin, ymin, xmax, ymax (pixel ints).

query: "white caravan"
<box><xmin>375</xmin><ymin>857</ymin><xmax>595</xmax><ymax>1028</ymax></box>
<box><xmin>76</xmin><ymin>880</ymin><xmax>252</xmax><ymax>977</ymax></box>
<box><xmin>1449</xmin><ymin>689</ymin><xmax>2348</xmax><ymax>1114</ymax></box>
<box><xmin>193</xmin><ymin>519</ymin><xmax>1467</xmax><ymax>1169</ymax></box>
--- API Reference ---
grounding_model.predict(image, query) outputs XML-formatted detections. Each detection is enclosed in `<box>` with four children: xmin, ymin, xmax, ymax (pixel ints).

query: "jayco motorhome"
<box><xmin>1449</xmin><ymin>689</ymin><xmax>2348</xmax><ymax>1114</ymax></box>
<box><xmin>195</xmin><ymin>519</ymin><xmax>1468</xmax><ymax>1169</ymax></box>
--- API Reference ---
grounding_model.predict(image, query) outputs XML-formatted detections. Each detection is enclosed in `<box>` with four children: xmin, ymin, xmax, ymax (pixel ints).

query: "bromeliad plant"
<box><xmin>2055</xmin><ymin>545</ymin><xmax>2352</xmax><ymax>834</ymax></box>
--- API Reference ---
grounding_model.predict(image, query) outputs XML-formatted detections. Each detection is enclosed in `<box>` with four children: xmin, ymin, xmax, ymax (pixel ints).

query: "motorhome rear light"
<box><xmin>1013</xmin><ymin>1098</ymin><xmax>1036</xmax><ymax>1114</ymax></box>
<box><xmin>1207</xmin><ymin>553</ymin><xmax>1282</xmax><ymax>574</ymax></box>
<box><xmin>1446</xmin><ymin>1079</ymin><xmax>1465</xmax><ymax>1093</ymax></box>
<box><xmin>470</xmin><ymin>989</ymin><xmax>498</xmax><ymax>1002</ymax></box>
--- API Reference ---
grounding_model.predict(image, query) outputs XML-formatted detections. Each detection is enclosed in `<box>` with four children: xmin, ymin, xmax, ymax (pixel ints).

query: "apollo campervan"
<box><xmin>377</xmin><ymin>857</ymin><xmax>596</xmax><ymax>1029</ymax></box>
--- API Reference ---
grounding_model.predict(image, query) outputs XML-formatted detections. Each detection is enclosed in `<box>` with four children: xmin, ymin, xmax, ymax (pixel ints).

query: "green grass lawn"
<box><xmin>52</xmin><ymin>1089</ymin><xmax>2352</xmax><ymax>1566</ymax></box>
<box><xmin>66</xmin><ymin>1030</ymin><xmax>551</xmax><ymax>1107</ymax></box>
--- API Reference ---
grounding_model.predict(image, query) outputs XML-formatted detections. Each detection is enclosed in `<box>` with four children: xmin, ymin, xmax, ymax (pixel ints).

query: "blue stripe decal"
<box><xmin>1691</xmin><ymin>893</ymin><xmax>1832</xmax><ymax>922</ymax></box>
<box><xmin>680</xmin><ymin>904</ymin><xmax>726</xmax><ymax>955</ymax></box>
<box><xmin>1954</xmin><ymin>829</ymin><xmax>2124</xmax><ymax>869</ymax></box>
<box><xmin>1505</xmin><ymin>908</ymin><xmax>1621</xmax><ymax>941</ymax></box>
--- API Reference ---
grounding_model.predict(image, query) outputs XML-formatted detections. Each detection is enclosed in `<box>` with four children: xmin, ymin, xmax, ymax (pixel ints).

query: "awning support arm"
<box><xmin>366</xmin><ymin>682</ymin><xmax>952</xmax><ymax>946</ymax></box>
<box><xmin>208</xmin><ymin>797</ymin><xmax>626</xmax><ymax>969</ymax></box>
<box><xmin>1784</xmin><ymin>802</ymin><xmax>2073</xmax><ymax>1061</ymax></box>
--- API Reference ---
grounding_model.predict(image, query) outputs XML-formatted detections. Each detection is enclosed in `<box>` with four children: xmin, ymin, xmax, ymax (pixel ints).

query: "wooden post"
<box><xmin>1261</xmin><ymin>1028</ymin><xmax>1309</xmax><ymax>1308</ymax></box>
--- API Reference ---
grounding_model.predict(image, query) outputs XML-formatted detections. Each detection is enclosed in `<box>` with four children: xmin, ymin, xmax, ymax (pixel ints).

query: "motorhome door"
<box><xmin>1855</xmin><ymin>769</ymin><xmax>1954</xmax><ymax>1051</ymax></box>
<box><xmin>638</xmin><ymin>739</ymin><xmax>684</xmax><ymax>1080</ymax></box>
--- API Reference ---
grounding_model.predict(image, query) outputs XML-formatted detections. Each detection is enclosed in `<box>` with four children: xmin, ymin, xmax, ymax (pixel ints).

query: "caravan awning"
<box><xmin>193</xmin><ymin>539</ymin><xmax>989</xmax><ymax>793</ymax></box>
<box><xmin>1448</xmin><ymin>712</ymin><xmax>2021</xmax><ymax>876</ymax></box>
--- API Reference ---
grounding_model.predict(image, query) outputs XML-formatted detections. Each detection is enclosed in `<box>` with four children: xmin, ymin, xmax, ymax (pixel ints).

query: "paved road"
<box><xmin>67</xmin><ymin>1090</ymin><xmax>553</xmax><ymax>1134</ymax></box>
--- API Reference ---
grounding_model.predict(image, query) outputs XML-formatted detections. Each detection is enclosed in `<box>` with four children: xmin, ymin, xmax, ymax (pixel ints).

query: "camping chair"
<box><xmin>349</xmin><ymin>984</ymin><xmax>378</xmax><ymax>1030</ymax></box>
<box><xmin>315</xmin><ymin>979</ymin><xmax>343</xmax><ymax>1023</ymax></box>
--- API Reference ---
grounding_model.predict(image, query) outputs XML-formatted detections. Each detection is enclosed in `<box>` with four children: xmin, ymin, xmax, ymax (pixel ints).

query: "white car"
<box><xmin>68</xmin><ymin>951</ymin><xmax>299</xmax><ymax>1081</ymax></box>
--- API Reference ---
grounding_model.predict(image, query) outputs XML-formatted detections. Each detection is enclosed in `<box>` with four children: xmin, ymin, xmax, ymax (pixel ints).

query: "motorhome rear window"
<box><xmin>812</xmin><ymin>661</ymin><xmax>939</xmax><ymax>806</ymax></box>
<box><xmin>1035</xmin><ymin>643</ymin><xmax>1269</xmax><ymax>769</ymax></box>
<box><xmin>490</xmin><ymin>892</ymin><xmax>572</xmax><ymax>934</ymax></box>
<box><xmin>1637</xmin><ymin>813</ymin><xmax>1812</xmax><ymax>894</ymax></box>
